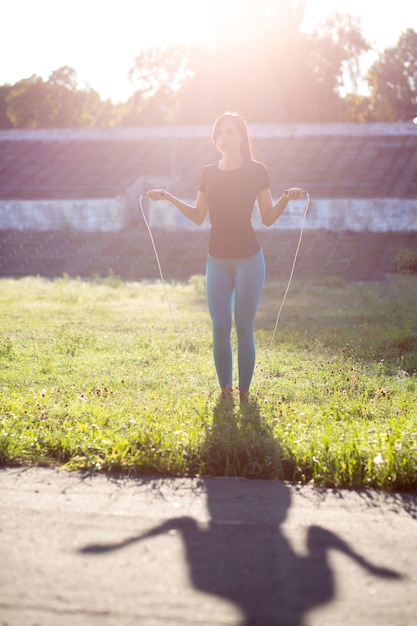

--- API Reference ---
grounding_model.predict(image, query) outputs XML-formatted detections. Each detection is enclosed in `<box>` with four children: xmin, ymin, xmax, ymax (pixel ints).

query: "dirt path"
<box><xmin>1</xmin><ymin>467</ymin><xmax>416</xmax><ymax>625</ymax></box>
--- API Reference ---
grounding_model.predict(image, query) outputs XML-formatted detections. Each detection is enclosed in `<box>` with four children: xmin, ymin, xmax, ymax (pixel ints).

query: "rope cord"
<box><xmin>254</xmin><ymin>192</ymin><xmax>310</xmax><ymax>397</ymax></box>
<box><xmin>139</xmin><ymin>194</ymin><xmax>176</xmax><ymax>323</ymax></box>
<box><xmin>267</xmin><ymin>192</ymin><xmax>310</xmax><ymax>352</ymax></box>
<box><xmin>140</xmin><ymin>191</ymin><xmax>310</xmax><ymax>395</ymax></box>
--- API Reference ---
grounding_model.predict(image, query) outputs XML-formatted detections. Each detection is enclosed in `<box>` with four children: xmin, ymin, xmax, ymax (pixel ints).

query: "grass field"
<box><xmin>1</xmin><ymin>273</ymin><xmax>416</xmax><ymax>491</ymax></box>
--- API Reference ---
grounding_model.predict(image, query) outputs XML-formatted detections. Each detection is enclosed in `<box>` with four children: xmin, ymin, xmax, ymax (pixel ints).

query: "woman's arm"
<box><xmin>146</xmin><ymin>189</ymin><xmax>208</xmax><ymax>226</ymax></box>
<box><xmin>258</xmin><ymin>187</ymin><xmax>305</xmax><ymax>227</ymax></box>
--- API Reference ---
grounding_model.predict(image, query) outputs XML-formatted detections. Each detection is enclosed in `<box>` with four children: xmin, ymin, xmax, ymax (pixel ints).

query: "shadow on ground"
<box><xmin>80</xmin><ymin>400</ymin><xmax>401</xmax><ymax>625</ymax></box>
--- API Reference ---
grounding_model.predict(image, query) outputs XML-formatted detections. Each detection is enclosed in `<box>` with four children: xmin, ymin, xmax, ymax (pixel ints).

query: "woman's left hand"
<box><xmin>285</xmin><ymin>187</ymin><xmax>306</xmax><ymax>199</ymax></box>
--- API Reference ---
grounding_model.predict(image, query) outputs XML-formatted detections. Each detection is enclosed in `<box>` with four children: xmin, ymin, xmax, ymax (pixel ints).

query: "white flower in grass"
<box><xmin>373</xmin><ymin>453</ymin><xmax>384</xmax><ymax>465</ymax></box>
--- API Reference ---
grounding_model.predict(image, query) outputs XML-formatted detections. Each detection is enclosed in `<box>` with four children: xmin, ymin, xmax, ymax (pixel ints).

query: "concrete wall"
<box><xmin>0</xmin><ymin>198</ymin><xmax>127</xmax><ymax>231</ymax></box>
<box><xmin>1</xmin><ymin>197</ymin><xmax>416</xmax><ymax>232</ymax></box>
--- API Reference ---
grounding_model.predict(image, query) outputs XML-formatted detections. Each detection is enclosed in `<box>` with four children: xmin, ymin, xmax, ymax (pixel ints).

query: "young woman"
<box><xmin>147</xmin><ymin>112</ymin><xmax>305</xmax><ymax>401</ymax></box>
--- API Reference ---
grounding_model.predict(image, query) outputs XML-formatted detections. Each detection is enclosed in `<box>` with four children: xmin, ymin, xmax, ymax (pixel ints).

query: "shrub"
<box><xmin>394</xmin><ymin>247</ymin><xmax>417</xmax><ymax>274</ymax></box>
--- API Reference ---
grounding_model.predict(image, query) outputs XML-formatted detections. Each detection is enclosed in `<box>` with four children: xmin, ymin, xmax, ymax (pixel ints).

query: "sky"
<box><xmin>2</xmin><ymin>0</ymin><xmax>417</xmax><ymax>102</ymax></box>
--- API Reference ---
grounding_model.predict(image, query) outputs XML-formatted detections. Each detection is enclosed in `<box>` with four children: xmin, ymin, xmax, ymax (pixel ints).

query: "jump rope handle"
<box><xmin>284</xmin><ymin>189</ymin><xmax>308</xmax><ymax>196</ymax></box>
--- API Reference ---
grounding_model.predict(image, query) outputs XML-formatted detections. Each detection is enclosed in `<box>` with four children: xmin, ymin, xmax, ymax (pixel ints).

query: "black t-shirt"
<box><xmin>199</xmin><ymin>160</ymin><xmax>271</xmax><ymax>259</ymax></box>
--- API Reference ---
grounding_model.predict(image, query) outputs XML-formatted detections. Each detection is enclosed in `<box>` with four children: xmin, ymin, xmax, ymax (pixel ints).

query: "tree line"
<box><xmin>1</xmin><ymin>7</ymin><xmax>416</xmax><ymax>128</ymax></box>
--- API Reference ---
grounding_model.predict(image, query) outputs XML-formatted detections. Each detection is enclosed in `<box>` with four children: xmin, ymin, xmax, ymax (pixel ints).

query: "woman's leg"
<box><xmin>206</xmin><ymin>256</ymin><xmax>235</xmax><ymax>391</ymax></box>
<box><xmin>234</xmin><ymin>250</ymin><xmax>265</xmax><ymax>394</ymax></box>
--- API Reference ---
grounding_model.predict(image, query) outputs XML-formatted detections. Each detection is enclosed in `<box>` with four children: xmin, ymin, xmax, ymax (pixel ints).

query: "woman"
<box><xmin>147</xmin><ymin>112</ymin><xmax>305</xmax><ymax>401</ymax></box>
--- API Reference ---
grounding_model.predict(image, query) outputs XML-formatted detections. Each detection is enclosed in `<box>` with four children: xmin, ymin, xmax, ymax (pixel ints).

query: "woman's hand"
<box><xmin>146</xmin><ymin>189</ymin><xmax>168</xmax><ymax>201</ymax></box>
<box><xmin>285</xmin><ymin>187</ymin><xmax>306</xmax><ymax>200</ymax></box>
<box><xmin>145</xmin><ymin>189</ymin><xmax>207</xmax><ymax>225</ymax></box>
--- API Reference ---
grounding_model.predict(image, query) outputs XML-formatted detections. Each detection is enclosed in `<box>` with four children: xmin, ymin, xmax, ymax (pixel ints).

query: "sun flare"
<box><xmin>2</xmin><ymin>0</ymin><xmax>417</xmax><ymax>102</ymax></box>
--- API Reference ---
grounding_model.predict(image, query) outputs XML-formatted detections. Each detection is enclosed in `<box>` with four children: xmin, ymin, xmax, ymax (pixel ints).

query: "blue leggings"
<box><xmin>206</xmin><ymin>250</ymin><xmax>265</xmax><ymax>392</ymax></box>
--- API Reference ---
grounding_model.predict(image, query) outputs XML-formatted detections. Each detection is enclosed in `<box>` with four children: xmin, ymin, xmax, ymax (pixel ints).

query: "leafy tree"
<box><xmin>176</xmin><ymin>1</ymin><xmax>313</xmax><ymax>123</ymax></box>
<box><xmin>367</xmin><ymin>29</ymin><xmax>417</xmax><ymax>121</ymax></box>
<box><xmin>126</xmin><ymin>43</ymin><xmax>199</xmax><ymax>124</ymax></box>
<box><xmin>0</xmin><ymin>85</ymin><xmax>13</xmax><ymax>128</ymax></box>
<box><xmin>305</xmin><ymin>12</ymin><xmax>370</xmax><ymax>121</ymax></box>
<box><xmin>339</xmin><ymin>93</ymin><xmax>372</xmax><ymax>122</ymax></box>
<box><xmin>6</xmin><ymin>66</ymin><xmax>115</xmax><ymax>128</ymax></box>
<box><xmin>44</xmin><ymin>66</ymin><xmax>100</xmax><ymax>127</ymax></box>
<box><xmin>128</xmin><ymin>43</ymin><xmax>196</xmax><ymax>97</ymax></box>
<box><xmin>6</xmin><ymin>75</ymin><xmax>51</xmax><ymax>127</ymax></box>
<box><xmin>128</xmin><ymin>4</ymin><xmax>370</xmax><ymax>124</ymax></box>
<box><xmin>3</xmin><ymin>9</ymin><xmax>416</xmax><ymax>126</ymax></box>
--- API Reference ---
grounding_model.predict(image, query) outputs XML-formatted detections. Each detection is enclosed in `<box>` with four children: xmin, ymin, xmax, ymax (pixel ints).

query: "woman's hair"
<box><xmin>212</xmin><ymin>112</ymin><xmax>253</xmax><ymax>161</ymax></box>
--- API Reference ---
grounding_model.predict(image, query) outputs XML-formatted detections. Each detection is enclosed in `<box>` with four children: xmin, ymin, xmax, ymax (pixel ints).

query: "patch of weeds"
<box><xmin>0</xmin><ymin>336</ymin><xmax>14</xmax><ymax>360</ymax></box>
<box><xmin>394</xmin><ymin>246</ymin><xmax>417</xmax><ymax>273</ymax></box>
<box><xmin>1</xmin><ymin>276</ymin><xmax>416</xmax><ymax>491</ymax></box>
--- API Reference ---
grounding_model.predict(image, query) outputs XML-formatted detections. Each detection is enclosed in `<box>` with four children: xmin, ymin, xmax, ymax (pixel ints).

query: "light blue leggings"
<box><xmin>206</xmin><ymin>250</ymin><xmax>265</xmax><ymax>392</ymax></box>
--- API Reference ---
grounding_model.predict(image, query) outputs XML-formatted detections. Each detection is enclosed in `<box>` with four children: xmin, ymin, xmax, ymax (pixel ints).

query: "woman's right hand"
<box><xmin>146</xmin><ymin>189</ymin><xmax>168</xmax><ymax>201</ymax></box>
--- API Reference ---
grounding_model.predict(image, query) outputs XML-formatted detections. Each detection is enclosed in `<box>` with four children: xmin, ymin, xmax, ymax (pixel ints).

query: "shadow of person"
<box><xmin>200</xmin><ymin>394</ymin><xmax>285</xmax><ymax>480</ymax></box>
<box><xmin>80</xmin><ymin>399</ymin><xmax>401</xmax><ymax>625</ymax></box>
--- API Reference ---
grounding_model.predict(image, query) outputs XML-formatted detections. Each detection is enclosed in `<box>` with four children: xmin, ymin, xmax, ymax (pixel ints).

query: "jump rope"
<box><xmin>139</xmin><ymin>190</ymin><xmax>310</xmax><ymax>395</ymax></box>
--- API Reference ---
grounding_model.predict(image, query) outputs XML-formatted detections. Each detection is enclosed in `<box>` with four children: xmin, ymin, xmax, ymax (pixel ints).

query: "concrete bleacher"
<box><xmin>1</xmin><ymin>124</ymin><xmax>416</xmax><ymax>281</ymax></box>
<box><xmin>1</xmin><ymin>227</ymin><xmax>415</xmax><ymax>281</ymax></box>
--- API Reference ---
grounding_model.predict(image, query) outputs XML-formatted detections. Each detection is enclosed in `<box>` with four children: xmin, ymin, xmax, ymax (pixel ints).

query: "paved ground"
<box><xmin>1</xmin><ymin>467</ymin><xmax>416</xmax><ymax>626</ymax></box>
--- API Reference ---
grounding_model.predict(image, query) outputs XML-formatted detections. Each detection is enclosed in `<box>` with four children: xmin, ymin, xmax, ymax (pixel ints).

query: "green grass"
<box><xmin>1</xmin><ymin>273</ymin><xmax>416</xmax><ymax>491</ymax></box>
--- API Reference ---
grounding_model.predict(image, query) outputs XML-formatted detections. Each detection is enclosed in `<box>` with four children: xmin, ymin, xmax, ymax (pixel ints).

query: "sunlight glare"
<box><xmin>2</xmin><ymin>0</ymin><xmax>417</xmax><ymax>103</ymax></box>
<box><xmin>303</xmin><ymin>0</ymin><xmax>417</xmax><ymax>49</ymax></box>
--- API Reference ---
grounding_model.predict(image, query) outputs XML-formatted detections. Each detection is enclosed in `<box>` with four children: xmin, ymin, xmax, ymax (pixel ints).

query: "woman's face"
<box><xmin>214</xmin><ymin>120</ymin><xmax>242</xmax><ymax>154</ymax></box>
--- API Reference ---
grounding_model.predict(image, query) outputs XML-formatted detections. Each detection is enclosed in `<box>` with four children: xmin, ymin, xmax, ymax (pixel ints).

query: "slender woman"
<box><xmin>147</xmin><ymin>112</ymin><xmax>305</xmax><ymax>401</ymax></box>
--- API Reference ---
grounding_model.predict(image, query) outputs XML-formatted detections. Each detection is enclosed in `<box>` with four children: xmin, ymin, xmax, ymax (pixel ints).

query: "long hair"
<box><xmin>212</xmin><ymin>112</ymin><xmax>253</xmax><ymax>162</ymax></box>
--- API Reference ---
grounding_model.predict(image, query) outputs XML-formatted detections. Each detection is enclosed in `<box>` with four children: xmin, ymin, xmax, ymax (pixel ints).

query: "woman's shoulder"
<box><xmin>247</xmin><ymin>159</ymin><xmax>270</xmax><ymax>188</ymax></box>
<box><xmin>200</xmin><ymin>162</ymin><xmax>219</xmax><ymax>178</ymax></box>
<box><xmin>199</xmin><ymin>162</ymin><xmax>219</xmax><ymax>190</ymax></box>
<box><xmin>203</xmin><ymin>162</ymin><xmax>220</xmax><ymax>171</ymax></box>
<box><xmin>249</xmin><ymin>158</ymin><xmax>268</xmax><ymax>172</ymax></box>
<box><xmin>246</xmin><ymin>159</ymin><xmax>269</xmax><ymax>178</ymax></box>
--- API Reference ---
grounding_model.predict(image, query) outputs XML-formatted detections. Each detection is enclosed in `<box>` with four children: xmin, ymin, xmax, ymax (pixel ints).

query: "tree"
<box><xmin>126</xmin><ymin>43</ymin><xmax>199</xmax><ymax>124</ymax></box>
<box><xmin>176</xmin><ymin>7</ymin><xmax>369</xmax><ymax>123</ymax></box>
<box><xmin>297</xmin><ymin>12</ymin><xmax>371</xmax><ymax>122</ymax></box>
<box><xmin>128</xmin><ymin>44</ymin><xmax>196</xmax><ymax>97</ymax></box>
<box><xmin>6</xmin><ymin>75</ymin><xmax>51</xmax><ymax>127</ymax></box>
<box><xmin>176</xmin><ymin>0</ymin><xmax>311</xmax><ymax>123</ymax></box>
<box><xmin>0</xmin><ymin>85</ymin><xmax>13</xmax><ymax>128</ymax></box>
<box><xmin>367</xmin><ymin>29</ymin><xmax>417</xmax><ymax>121</ymax></box>
<box><xmin>6</xmin><ymin>66</ymin><xmax>115</xmax><ymax>128</ymax></box>
<box><xmin>45</xmin><ymin>66</ymin><xmax>99</xmax><ymax>127</ymax></box>
<box><xmin>339</xmin><ymin>93</ymin><xmax>372</xmax><ymax>122</ymax></box>
<box><xmin>128</xmin><ymin>0</ymin><xmax>369</xmax><ymax>124</ymax></box>
<box><xmin>5</xmin><ymin>8</ymin><xmax>415</xmax><ymax>126</ymax></box>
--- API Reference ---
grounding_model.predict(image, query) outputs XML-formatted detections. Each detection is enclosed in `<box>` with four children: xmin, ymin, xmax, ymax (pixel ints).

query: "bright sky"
<box><xmin>2</xmin><ymin>0</ymin><xmax>417</xmax><ymax>102</ymax></box>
